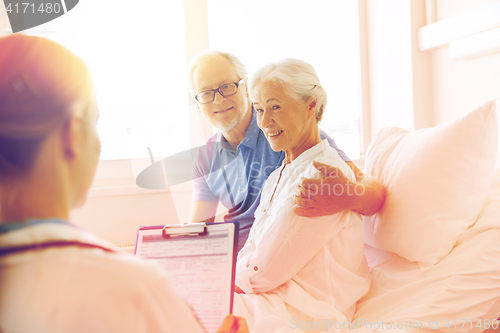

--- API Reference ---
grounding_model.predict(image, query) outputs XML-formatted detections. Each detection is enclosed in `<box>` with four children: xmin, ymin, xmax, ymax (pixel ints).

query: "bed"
<box><xmin>350</xmin><ymin>100</ymin><xmax>500</xmax><ymax>333</ymax></box>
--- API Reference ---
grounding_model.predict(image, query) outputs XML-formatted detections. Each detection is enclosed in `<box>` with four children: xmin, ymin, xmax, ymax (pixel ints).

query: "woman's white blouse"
<box><xmin>234</xmin><ymin>140</ymin><xmax>371</xmax><ymax>330</ymax></box>
<box><xmin>0</xmin><ymin>222</ymin><xmax>205</xmax><ymax>333</ymax></box>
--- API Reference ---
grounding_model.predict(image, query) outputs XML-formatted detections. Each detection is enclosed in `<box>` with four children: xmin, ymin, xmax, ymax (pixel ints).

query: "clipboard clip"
<box><xmin>162</xmin><ymin>223</ymin><xmax>208</xmax><ymax>238</ymax></box>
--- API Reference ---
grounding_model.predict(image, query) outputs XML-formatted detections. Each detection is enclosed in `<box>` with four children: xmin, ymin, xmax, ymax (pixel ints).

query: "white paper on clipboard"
<box><xmin>135</xmin><ymin>222</ymin><xmax>238</xmax><ymax>333</ymax></box>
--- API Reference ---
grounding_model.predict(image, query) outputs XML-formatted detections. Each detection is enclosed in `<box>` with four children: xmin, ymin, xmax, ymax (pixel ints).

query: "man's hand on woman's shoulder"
<box><xmin>293</xmin><ymin>160</ymin><xmax>386</xmax><ymax>217</ymax></box>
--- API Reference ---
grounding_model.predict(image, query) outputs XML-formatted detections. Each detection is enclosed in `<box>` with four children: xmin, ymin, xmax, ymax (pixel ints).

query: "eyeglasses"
<box><xmin>194</xmin><ymin>79</ymin><xmax>244</xmax><ymax>104</ymax></box>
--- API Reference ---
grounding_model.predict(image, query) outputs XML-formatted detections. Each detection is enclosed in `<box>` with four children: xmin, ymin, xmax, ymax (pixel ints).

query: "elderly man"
<box><xmin>188</xmin><ymin>50</ymin><xmax>385</xmax><ymax>249</ymax></box>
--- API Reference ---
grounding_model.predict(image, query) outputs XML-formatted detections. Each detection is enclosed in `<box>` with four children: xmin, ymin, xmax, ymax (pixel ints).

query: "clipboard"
<box><xmin>134</xmin><ymin>222</ymin><xmax>239</xmax><ymax>333</ymax></box>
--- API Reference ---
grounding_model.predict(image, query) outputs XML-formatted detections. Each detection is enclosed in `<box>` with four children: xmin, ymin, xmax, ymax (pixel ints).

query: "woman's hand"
<box><xmin>217</xmin><ymin>314</ymin><xmax>249</xmax><ymax>333</ymax></box>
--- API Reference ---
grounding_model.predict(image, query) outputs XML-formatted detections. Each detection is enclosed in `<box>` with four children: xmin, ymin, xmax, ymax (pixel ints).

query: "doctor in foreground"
<box><xmin>0</xmin><ymin>34</ymin><xmax>247</xmax><ymax>333</ymax></box>
<box><xmin>233</xmin><ymin>59</ymin><xmax>371</xmax><ymax>332</ymax></box>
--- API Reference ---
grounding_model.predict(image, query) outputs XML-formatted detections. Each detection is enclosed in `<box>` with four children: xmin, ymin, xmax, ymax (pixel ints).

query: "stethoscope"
<box><xmin>0</xmin><ymin>219</ymin><xmax>115</xmax><ymax>256</ymax></box>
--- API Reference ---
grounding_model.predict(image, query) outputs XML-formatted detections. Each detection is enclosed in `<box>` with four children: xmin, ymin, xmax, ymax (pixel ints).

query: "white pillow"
<box><xmin>363</xmin><ymin>100</ymin><xmax>498</xmax><ymax>270</ymax></box>
<box><xmin>354</xmin><ymin>169</ymin><xmax>500</xmax><ymax>332</ymax></box>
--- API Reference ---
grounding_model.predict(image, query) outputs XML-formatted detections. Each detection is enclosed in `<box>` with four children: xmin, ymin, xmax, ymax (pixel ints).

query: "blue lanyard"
<box><xmin>0</xmin><ymin>219</ymin><xmax>69</xmax><ymax>234</ymax></box>
<box><xmin>0</xmin><ymin>219</ymin><xmax>115</xmax><ymax>256</ymax></box>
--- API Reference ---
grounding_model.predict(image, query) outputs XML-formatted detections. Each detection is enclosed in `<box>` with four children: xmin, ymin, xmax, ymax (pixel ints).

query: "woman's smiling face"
<box><xmin>252</xmin><ymin>81</ymin><xmax>317</xmax><ymax>161</ymax></box>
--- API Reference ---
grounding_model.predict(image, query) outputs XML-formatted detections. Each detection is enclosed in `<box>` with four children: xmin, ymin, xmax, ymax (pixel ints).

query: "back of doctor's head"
<box><xmin>0</xmin><ymin>34</ymin><xmax>93</xmax><ymax>180</ymax></box>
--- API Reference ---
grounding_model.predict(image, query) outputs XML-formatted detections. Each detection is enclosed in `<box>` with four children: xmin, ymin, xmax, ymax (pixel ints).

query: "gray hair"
<box><xmin>248</xmin><ymin>58</ymin><xmax>327</xmax><ymax>122</ymax></box>
<box><xmin>187</xmin><ymin>50</ymin><xmax>247</xmax><ymax>95</ymax></box>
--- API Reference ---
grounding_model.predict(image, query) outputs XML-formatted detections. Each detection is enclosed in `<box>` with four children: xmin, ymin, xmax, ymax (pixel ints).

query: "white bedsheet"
<box><xmin>354</xmin><ymin>170</ymin><xmax>500</xmax><ymax>333</ymax></box>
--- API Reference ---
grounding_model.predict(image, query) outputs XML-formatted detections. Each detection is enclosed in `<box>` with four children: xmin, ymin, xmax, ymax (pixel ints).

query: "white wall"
<box><xmin>70</xmin><ymin>160</ymin><xmax>181</xmax><ymax>251</ymax></box>
<box><xmin>365</xmin><ymin>0</ymin><xmax>434</xmax><ymax>138</ymax></box>
<box><xmin>429</xmin><ymin>0</ymin><xmax>500</xmax><ymax>165</ymax></box>
<box><xmin>435</xmin><ymin>0</ymin><xmax>500</xmax><ymax>20</ymax></box>
<box><xmin>431</xmin><ymin>0</ymin><xmax>500</xmax><ymax>120</ymax></box>
<box><xmin>365</xmin><ymin>0</ymin><xmax>500</xmax><ymax>161</ymax></box>
<box><xmin>0</xmin><ymin>1</ymin><xmax>8</xmax><ymax>31</ymax></box>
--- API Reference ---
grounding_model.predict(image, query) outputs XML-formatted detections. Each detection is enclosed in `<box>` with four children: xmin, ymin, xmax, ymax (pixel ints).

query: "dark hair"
<box><xmin>0</xmin><ymin>35</ymin><xmax>93</xmax><ymax>179</ymax></box>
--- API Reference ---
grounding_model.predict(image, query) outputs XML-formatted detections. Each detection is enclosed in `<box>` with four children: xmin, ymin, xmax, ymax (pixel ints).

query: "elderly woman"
<box><xmin>0</xmin><ymin>35</ymin><xmax>247</xmax><ymax>333</ymax></box>
<box><xmin>233</xmin><ymin>59</ymin><xmax>371</xmax><ymax>332</ymax></box>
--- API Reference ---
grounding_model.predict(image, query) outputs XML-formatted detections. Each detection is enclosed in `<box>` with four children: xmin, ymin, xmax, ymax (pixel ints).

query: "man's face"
<box><xmin>193</xmin><ymin>56</ymin><xmax>249</xmax><ymax>132</ymax></box>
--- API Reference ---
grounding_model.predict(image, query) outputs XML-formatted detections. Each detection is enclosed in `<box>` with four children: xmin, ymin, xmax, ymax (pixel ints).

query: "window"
<box><xmin>207</xmin><ymin>0</ymin><xmax>363</xmax><ymax>159</ymax></box>
<box><xmin>7</xmin><ymin>0</ymin><xmax>364</xmax><ymax>161</ymax></box>
<box><xmin>18</xmin><ymin>0</ymin><xmax>190</xmax><ymax>160</ymax></box>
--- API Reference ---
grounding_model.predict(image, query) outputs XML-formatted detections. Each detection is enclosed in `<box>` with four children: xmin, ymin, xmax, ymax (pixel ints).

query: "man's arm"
<box><xmin>189</xmin><ymin>201</ymin><xmax>218</xmax><ymax>223</ymax></box>
<box><xmin>293</xmin><ymin>160</ymin><xmax>386</xmax><ymax>217</ymax></box>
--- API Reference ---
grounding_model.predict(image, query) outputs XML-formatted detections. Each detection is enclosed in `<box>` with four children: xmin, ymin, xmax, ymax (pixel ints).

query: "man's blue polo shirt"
<box><xmin>192</xmin><ymin>109</ymin><xmax>350</xmax><ymax>248</ymax></box>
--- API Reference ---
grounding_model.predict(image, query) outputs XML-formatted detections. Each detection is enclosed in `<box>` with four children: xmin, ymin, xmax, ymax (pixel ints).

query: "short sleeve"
<box><xmin>319</xmin><ymin>129</ymin><xmax>351</xmax><ymax>162</ymax></box>
<box><xmin>192</xmin><ymin>145</ymin><xmax>219</xmax><ymax>202</ymax></box>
